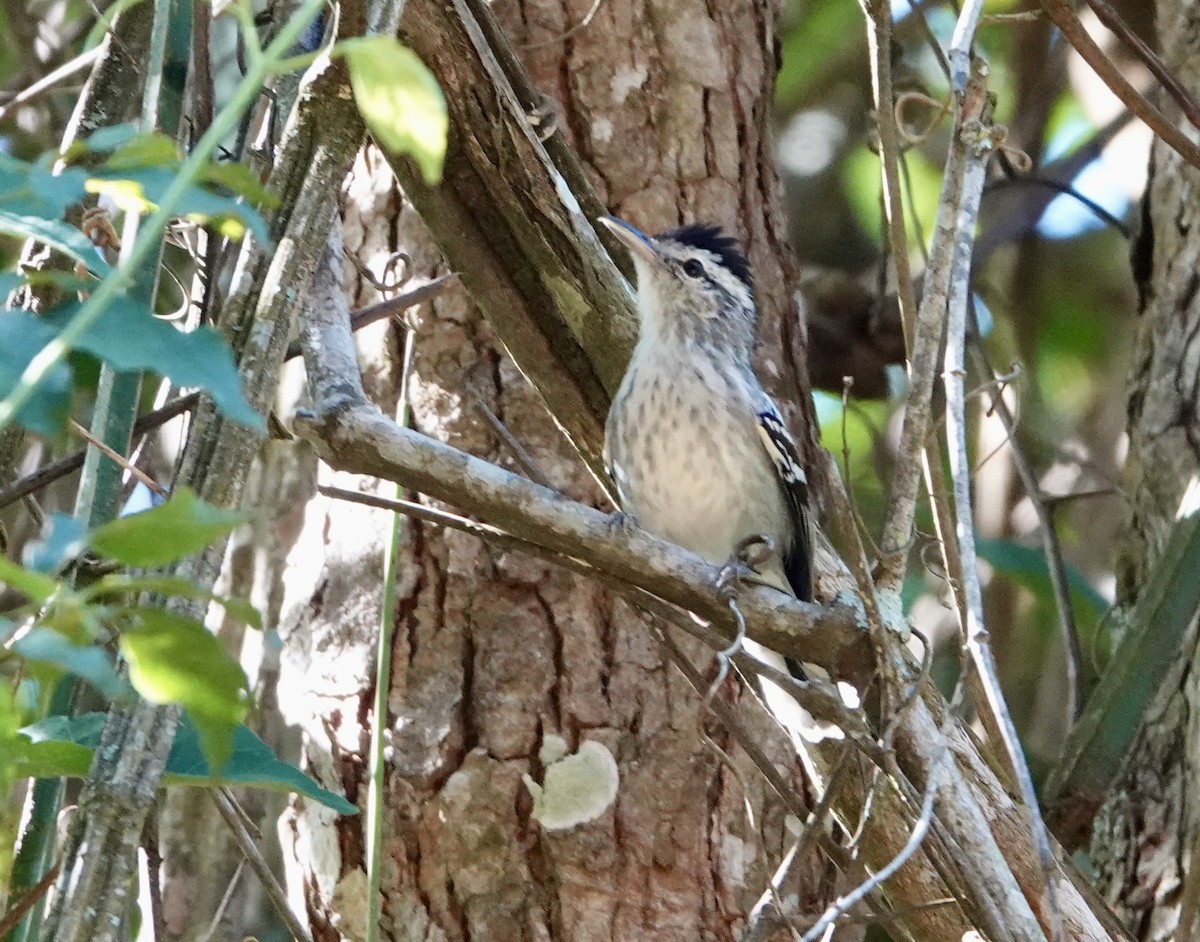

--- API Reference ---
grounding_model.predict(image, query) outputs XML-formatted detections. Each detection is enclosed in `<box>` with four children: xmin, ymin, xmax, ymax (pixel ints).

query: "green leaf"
<box><xmin>11</xmin><ymin>628</ymin><xmax>129</xmax><ymax>698</ymax></box>
<box><xmin>14</xmin><ymin>713</ymin><xmax>105</xmax><ymax>779</ymax></box>
<box><xmin>0</xmin><ymin>154</ymin><xmax>91</xmax><ymax>220</ymax></box>
<box><xmin>0</xmin><ymin>310</ymin><xmax>72</xmax><ymax>435</ymax></box>
<box><xmin>45</xmin><ymin>298</ymin><xmax>262</xmax><ymax>429</ymax></box>
<box><xmin>9</xmin><ymin>735</ymin><xmax>95</xmax><ymax>780</ymax></box>
<box><xmin>167</xmin><ymin>717</ymin><xmax>357</xmax><ymax>814</ymax></box>
<box><xmin>977</xmin><ymin>537</ymin><xmax>1108</xmax><ymax>618</ymax></box>
<box><xmin>90</xmin><ymin>487</ymin><xmax>247</xmax><ymax>567</ymax></box>
<box><xmin>99</xmin><ymin>131</ymin><xmax>181</xmax><ymax>170</ymax></box>
<box><xmin>340</xmin><ymin>37</ymin><xmax>447</xmax><ymax>184</ymax></box>
<box><xmin>15</xmin><ymin>713</ymin><xmax>356</xmax><ymax>814</ymax></box>
<box><xmin>22</xmin><ymin>513</ymin><xmax>88</xmax><ymax>575</ymax></box>
<box><xmin>0</xmin><ymin>211</ymin><xmax>111</xmax><ymax>277</ymax></box>
<box><xmin>80</xmin><ymin>123</ymin><xmax>141</xmax><ymax>155</ymax></box>
<box><xmin>200</xmin><ymin>161</ymin><xmax>280</xmax><ymax>211</ymax></box>
<box><xmin>0</xmin><ymin>555</ymin><xmax>59</xmax><ymax>603</ymax></box>
<box><xmin>86</xmin><ymin>166</ymin><xmax>269</xmax><ymax>244</ymax></box>
<box><xmin>119</xmin><ymin>609</ymin><xmax>248</xmax><ymax>768</ymax></box>
<box><xmin>84</xmin><ymin>574</ymin><xmax>262</xmax><ymax>629</ymax></box>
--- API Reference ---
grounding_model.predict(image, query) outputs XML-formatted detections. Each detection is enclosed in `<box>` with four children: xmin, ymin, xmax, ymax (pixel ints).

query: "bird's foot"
<box><xmin>526</xmin><ymin>92</ymin><xmax>560</xmax><ymax>142</ymax></box>
<box><xmin>607</xmin><ymin>509</ymin><xmax>639</xmax><ymax>537</ymax></box>
<box><xmin>715</xmin><ymin>534</ymin><xmax>776</xmax><ymax>598</ymax></box>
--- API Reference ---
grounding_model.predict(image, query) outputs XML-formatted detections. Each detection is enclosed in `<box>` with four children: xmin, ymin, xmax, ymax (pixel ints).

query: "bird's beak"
<box><xmin>598</xmin><ymin>215</ymin><xmax>659</xmax><ymax>266</ymax></box>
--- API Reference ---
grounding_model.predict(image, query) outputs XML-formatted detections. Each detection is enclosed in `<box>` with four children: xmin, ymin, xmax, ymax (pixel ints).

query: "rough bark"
<box><xmin>267</xmin><ymin>1</ymin><xmax>846</xmax><ymax>940</ymax></box>
<box><xmin>1090</xmin><ymin>1</ymin><xmax>1200</xmax><ymax>937</ymax></box>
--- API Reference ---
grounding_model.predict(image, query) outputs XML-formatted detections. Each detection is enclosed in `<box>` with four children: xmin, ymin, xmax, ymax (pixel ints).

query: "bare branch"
<box><xmin>940</xmin><ymin>83</ymin><xmax>1065</xmax><ymax>941</ymax></box>
<box><xmin>967</xmin><ymin>341</ymin><xmax>1083</xmax><ymax>722</ymax></box>
<box><xmin>210</xmin><ymin>790</ymin><xmax>313</xmax><ymax>942</ymax></box>
<box><xmin>1039</xmin><ymin>0</ymin><xmax>1200</xmax><ymax>173</ymax></box>
<box><xmin>295</xmin><ymin>238</ymin><xmax>867</xmax><ymax>677</ymax></box>
<box><xmin>1081</xmin><ymin>0</ymin><xmax>1200</xmax><ymax>134</ymax></box>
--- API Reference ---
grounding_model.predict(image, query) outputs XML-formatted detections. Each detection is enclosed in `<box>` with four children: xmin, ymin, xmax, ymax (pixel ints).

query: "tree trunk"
<box><xmin>1090</xmin><ymin>2</ymin><xmax>1200</xmax><ymax>937</ymax></box>
<box><xmin>267</xmin><ymin>2</ymin><xmax>843</xmax><ymax>940</ymax></box>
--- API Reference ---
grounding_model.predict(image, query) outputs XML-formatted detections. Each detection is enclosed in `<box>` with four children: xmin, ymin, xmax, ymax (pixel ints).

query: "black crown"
<box><xmin>660</xmin><ymin>223</ymin><xmax>753</xmax><ymax>289</ymax></box>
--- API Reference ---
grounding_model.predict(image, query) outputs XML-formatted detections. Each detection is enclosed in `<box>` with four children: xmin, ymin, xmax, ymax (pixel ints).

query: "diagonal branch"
<box><xmin>1081</xmin><ymin>0</ymin><xmax>1200</xmax><ymax>134</ymax></box>
<box><xmin>296</xmin><ymin>224</ymin><xmax>1131</xmax><ymax>942</ymax></box>
<box><xmin>293</xmin><ymin>237</ymin><xmax>867</xmax><ymax>677</ymax></box>
<box><xmin>377</xmin><ymin>0</ymin><xmax>640</xmax><ymax>485</ymax></box>
<box><xmin>1039</xmin><ymin>0</ymin><xmax>1200</xmax><ymax>173</ymax></box>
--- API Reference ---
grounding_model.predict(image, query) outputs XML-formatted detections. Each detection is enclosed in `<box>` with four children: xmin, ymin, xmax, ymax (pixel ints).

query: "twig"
<box><xmin>967</xmin><ymin>339</ymin><xmax>1082</xmax><ymax>723</ymax></box>
<box><xmin>686</xmin><ymin>603</ymin><xmax>809</xmax><ymax>939</ymax></box>
<box><xmin>471</xmin><ymin>394</ymin><xmax>556</xmax><ymax>490</ymax></box>
<box><xmin>0</xmin><ymin>394</ymin><xmax>199</xmax><ymax>511</ymax></box>
<box><xmin>873</xmin><ymin>7</ymin><xmax>990</xmax><ymax>593</ymax></box>
<box><xmin>198</xmin><ymin>860</ymin><xmax>246</xmax><ymax>942</ymax></box>
<box><xmin>800</xmin><ymin>746</ymin><xmax>942</xmax><ymax>942</ymax></box>
<box><xmin>142</xmin><ymin>809</ymin><xmax>165</xmax><ymax>942</ymax></box>
<box><xmin>283</xmin><ymin>273</ymin><xmax>456</xmax><ymax>359</ymax></box>
<box><xmin>518</xmin><ymin>0</ymin><xmax>606</xmax><ymax>48</ymax></box>
<box><xmin>0</xmin><ymin>46</ymin><xmax>102</xmax><ymax>121</ymax></box>
<box><xmin>69</xmin><ymin>420</ymin><xmax>168</xmax><ymax>498</ymax></box>
<box><xmin>742</xmin><ymin>746</ymin><xmax>858</xmax><ymax>941</ymax></box>
<box><xmin>977</xmin><ymin>110</ymin><xmax>1134</xmax><ymax>261</ymax></box>
<box><xmin>942</xmin><ymin>103</ymin><xmax>1065</xmax><ymax>942</ymax></box>
<box><xmin>0</xmin><ymin>864</ymin><xmax>60</xmax><ymax>936</ymax></box>
<box><xmin>863</xmin><ymin>0</ymin><xmax>920</xmax><ymax>354</ymax></box>
<box><xmin>654</xmin><ymin>628</ymin><xmax>811</xmax><ymax>819</ymax></box>
<box><xmin>1038</xmin><ymin>0</ymin><xmax>1200</xmax><ymax>173</ymax></box>
<box><xmin>983</xmin><ymin>174</ymin><xmax>1132</xmax><ymax>237</ymax></box>
<box><xmin>211</xmin><ymin>789</ymin><xmax>313</xmax><ymax>942</ymax></box>
<box><xmin>654</xmin><ymin>623</ymin><xmax>879</xmax><ymax>894</ymax></box>
<box><xmin>947</xmin><ymin>0</ymin><xmax>987</xmax><ymax>93</ymax></box>
<box><xmin>1082</xmin><ymin>0</ymin><xmax>1200</xmax><ymax>134</ymax></box>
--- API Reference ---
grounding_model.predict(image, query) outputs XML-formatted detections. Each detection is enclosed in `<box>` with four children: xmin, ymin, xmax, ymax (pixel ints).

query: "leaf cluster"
<box><xmin>1</xmin><ymin>487</ymin><xmax>351</xmax><ymax>813</ymax></box>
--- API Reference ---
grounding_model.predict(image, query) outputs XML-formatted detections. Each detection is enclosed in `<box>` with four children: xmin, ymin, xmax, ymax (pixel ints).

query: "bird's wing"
<box><xmin>754</xmin><ymin>406</ymin><xmax>813</xmax><ymax>602</ymax></box>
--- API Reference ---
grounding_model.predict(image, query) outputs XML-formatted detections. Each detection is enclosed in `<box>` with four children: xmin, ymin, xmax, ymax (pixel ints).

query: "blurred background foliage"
<box><xmin>777</xmin><ymin>0</ymin><xmax>1145</xmax><ymax>772</ymax></box>
<box><xmin>0</xmin><ymin>0</ymin><xmax>1149</xmax><ymax>778</ymax></box>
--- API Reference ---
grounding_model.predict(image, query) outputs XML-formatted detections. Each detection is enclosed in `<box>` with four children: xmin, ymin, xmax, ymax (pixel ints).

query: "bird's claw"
<box><xmin>526</xmin><ymin>93</ymin><xmax>560</xmax><ymax>142</ymax></box>
<box><xmin>607</xmin><ymin>510</ymin><xmax>639</xmax><ymax>537</ymax></box>
<box><xmin>715</xmin><ymin>534</ymin><xmax>776</xmax><ymax>598</ymax></box>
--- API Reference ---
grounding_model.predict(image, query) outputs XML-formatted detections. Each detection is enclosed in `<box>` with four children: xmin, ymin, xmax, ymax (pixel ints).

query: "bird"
<box><xmin>598</xmin><ymin>215</ymin><xmax>842</xmax><ymax>744</ymax></box>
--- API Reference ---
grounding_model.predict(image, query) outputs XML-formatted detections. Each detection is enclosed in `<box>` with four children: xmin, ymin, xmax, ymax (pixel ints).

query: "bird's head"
<box><xmin>599</xmin><ymin>216</ymin><xmax>757</xmax><ymax>353</ymax></box>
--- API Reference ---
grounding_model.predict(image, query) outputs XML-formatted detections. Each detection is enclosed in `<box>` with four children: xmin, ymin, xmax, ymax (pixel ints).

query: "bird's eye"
<box><xmin>682</xmin><ymin>259</ymin><xmax>706</xmax><ymax>279</ymax></box>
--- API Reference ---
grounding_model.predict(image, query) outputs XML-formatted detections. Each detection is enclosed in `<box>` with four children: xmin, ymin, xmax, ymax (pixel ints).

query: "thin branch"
<box><xmin>283</xmin><ymin>273</ymin><xmax>456</xmax><ymax>360</ymax></box>
<box><xmin>874</xmin><ymin>17</ymin><xmax>990</xmax><ymax>593</ymax></box>
<box><xmin>517</xmin><ymin>0</ymin><xmax>607</xmax><ymax>48</ymax></box>
<box><xmin>295</xmin><ymin>273</ymin><xmax>868</xmax><ymax>677</ymax></box>
<box><xmin>942</xmin><ymin>108</ymin><xmax>1065</xmax><ymax>941</ymax></box>
<box><xmin>198</xmin><ymin>861</ymin><xmax>245</xmax><ymax>942</ymax></box>
<box><xmin>1082</xmin><ymin>0</ymin><xmax>1200</xmax><ymax>134</ymax></box>
<box><xmin>69</xmin><ymin>420</ymin><xmax>167</xmax><ymax>498</ymax></box>
<box><xmin>0</xmin><ymin>46</ymin><xmax>102</xmax><ymax>121</ymax></box>
<box><xmin>470</xmin><ymin>394</ymin><xmax>556</xmax><ymax>490</ymax></box>
<box><xmin>142</xmin><ymin>810</ymin><xmax>165</xmax><ymax>942</ymax></box>
<box><xmin>210</xmin><ymin>789</ymin><xmax>313</xmax><ymax>942</ymax></box>
<box><xmin>800</xmin><ymin>743</ymin><xmax>942</xmax><ymax>942</ymax></box>
<box><xmin>0</xmin><ymin>864</ymin><xmax>60</xmax><ymax>936</ymax></box>
<box><xmin>1039</xmin><ymin>0</ymin><xmax>1200</xmax><ymax>173</ymax></box>
<box><xmin>966</xmin><ymin>339</ymin><xmax>1082</xmax><ymax>722</ymax></box>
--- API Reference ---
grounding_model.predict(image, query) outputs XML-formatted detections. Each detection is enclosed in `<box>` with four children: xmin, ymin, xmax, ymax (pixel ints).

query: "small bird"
<box><xmin>599</xmin><ymin>215</ymin><xmax>840</xmax><ymax>744</ymax></box>
<box><xmin>599</xmin><ymin>215</ymin><xmax>811</xmax><ymax>599</ymax></box>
